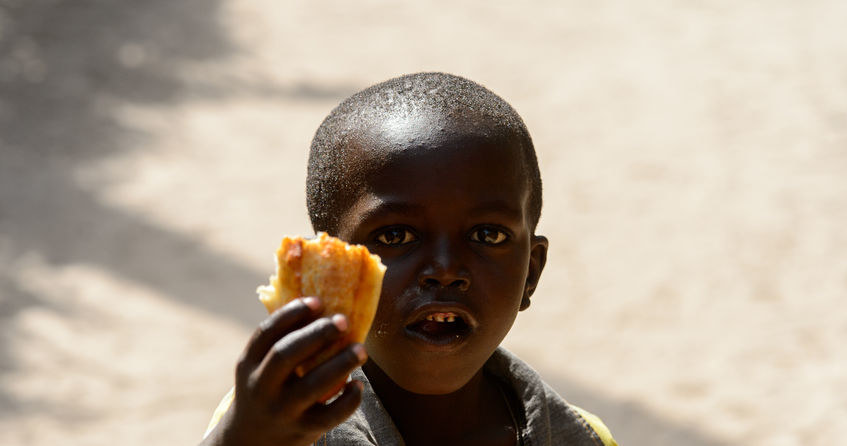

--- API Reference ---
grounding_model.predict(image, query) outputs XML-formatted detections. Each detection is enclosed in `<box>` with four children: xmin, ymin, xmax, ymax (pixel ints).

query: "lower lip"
<box><xmin>403</xmin><ymin>323</ymin><xmax>471</xmax><ymax>351</ymax></box>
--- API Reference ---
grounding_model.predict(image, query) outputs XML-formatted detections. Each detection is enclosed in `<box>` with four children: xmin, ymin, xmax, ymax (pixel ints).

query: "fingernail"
<box><xmin>302</xmin><ymin>297</ymin><xmax>321</xmax><ymax>311</ymax></box>
<box><xmin>352</xmin><ymin>343</ymin><xmax>367</xmax><ymax>362</ymax></box>
<box><xmin>332</xmin><ymin>314</ymin><xmax>348</xmax><ymax>332</ymax></box>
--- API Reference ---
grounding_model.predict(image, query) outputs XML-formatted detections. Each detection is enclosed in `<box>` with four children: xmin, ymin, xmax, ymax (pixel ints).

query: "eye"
<box><xmin>375</xmin><ymin>228</ymin><xmax>417</xmax><ymax>246</ymax></box>
<box><xmin>469</xmin><ymin>227</ymin><xmax>509</xmax><ymax>245</ymax></box>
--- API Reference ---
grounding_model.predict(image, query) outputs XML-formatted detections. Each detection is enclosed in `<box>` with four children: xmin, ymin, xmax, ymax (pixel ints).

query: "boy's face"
<box><xmin>336</xmin><ymin>118</ymin><xmax>547</xmax><ymax>395</ymax></box>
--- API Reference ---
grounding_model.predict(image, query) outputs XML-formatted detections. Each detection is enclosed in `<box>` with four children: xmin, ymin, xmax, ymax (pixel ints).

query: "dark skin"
<box><xmin>201</xmin><ymin>114</ymin><xmax>548</xmax><ymax>446</ymax></box>
<box><xmin>335</xmin><ymin>115</ymin><xmax>548</xmax><ymax>445</ymax></box>
<box><xmin>200</xmin><ymin>297</ymin><xmax>369</xmax><ymax>446</ymax></box>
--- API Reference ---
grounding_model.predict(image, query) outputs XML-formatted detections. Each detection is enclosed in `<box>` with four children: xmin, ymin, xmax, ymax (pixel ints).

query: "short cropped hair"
<box><xmin>306</xmin><ymin>72</ymin><xmax>542</xmax><ymax>234</ymax></box>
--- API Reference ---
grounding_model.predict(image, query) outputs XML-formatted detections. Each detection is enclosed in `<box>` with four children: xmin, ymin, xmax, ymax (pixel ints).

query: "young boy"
<box><xmin>201</xmin><ymin>73</ymin><xmax>617</xmax><ymax>446</ymax></box>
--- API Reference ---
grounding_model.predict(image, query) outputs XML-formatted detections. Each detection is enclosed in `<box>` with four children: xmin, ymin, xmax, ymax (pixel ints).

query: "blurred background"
<box><xmin>1</xmin><ymin>1</ymin><xmax>845</xmax><ymax>444</ymax></box>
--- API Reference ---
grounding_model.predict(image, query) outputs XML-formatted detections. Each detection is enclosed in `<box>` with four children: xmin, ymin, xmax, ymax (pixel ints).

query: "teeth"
<box><xmin>424</xmin><ymin>312</ymin><xmax>459</xmax><ymax>323</ymax></box>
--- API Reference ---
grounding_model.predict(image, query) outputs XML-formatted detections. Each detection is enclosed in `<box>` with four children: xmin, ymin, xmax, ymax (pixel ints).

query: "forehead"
<box><xmin>338</xmin><ymin>115</ymin><xmax>530</xmax><ymax>226</ymax></box>
<box><xmin>378</xmin><ymin>141</ymin><xmax>522</xmax><ymax>187</ymax></box>
<box><xmin>345</xmin><ymin>111</ymin><xmax>526</xmax><ymax>177</ymax></box>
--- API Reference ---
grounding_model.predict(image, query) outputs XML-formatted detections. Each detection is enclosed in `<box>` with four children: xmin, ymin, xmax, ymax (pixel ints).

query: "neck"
<box><xmin>362</xmin><ymin>360</ymin><xmax>512</xmax><ymax>445</ymax></box>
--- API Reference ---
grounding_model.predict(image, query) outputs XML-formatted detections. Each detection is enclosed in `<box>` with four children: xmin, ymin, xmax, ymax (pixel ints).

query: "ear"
<box><xmin>520</xmin><ymin>235</ymin><xmax>548</xmax><ymax>311</ymax></box>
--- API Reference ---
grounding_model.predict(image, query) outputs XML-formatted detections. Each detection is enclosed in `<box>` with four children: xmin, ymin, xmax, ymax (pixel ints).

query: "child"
<box><xmin>201</xmin><ymin>73</ymin><xmax>617</xmax><ymax>446</ymax></box>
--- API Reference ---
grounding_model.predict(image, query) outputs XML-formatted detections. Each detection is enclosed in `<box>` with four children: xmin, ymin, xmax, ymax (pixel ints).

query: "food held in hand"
<box><xmin>257</xmin><ymin>232</ymin><xmax>385</xmax><ymax>393</ymax></box>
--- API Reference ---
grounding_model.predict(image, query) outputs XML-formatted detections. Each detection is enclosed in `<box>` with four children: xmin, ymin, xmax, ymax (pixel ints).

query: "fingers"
<box><xmin>300</xmin><ymin>380</ymin><xmax>365</xmax><ymax>430</ymax></box>
<box><xmin>286</xmin><ymin>343</ymin><xmax>368</xmax><ymax>413</ymax></box>
<box><xmin>237</xmin><ymin>297</ymin><xmax>322</xmax><ymax>381</ymax></box>
<box><xmin>252</xmin><ymin>314</ymin><xmax>351</xmax><ymax>396</ymax></box>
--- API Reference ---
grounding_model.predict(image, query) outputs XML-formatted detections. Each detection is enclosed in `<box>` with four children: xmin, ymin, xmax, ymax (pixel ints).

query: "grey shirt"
<box><xmin>317</xmin><ymin>348</ymin><xmax>606</xmax><ymax>446</ymax></box>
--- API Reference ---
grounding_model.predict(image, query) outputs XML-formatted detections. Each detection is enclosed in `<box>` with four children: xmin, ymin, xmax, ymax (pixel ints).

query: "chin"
<box><xmin>380</xmin><ymin>359</ymin><xmax>481</xmax><ymax>395</ymax></box>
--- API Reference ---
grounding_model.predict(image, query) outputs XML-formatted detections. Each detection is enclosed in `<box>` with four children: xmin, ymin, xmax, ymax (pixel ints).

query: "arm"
<box><xmin>199</xmin><ymin>297</ymin><xmax>367</xmax><ymax>446</ymax></box>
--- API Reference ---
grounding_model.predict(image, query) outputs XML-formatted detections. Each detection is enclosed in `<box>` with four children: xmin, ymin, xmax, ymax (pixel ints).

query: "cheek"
<box><xmin>473</xmin><ymin>255</ymin><xmax>530</xmax><ymax>314</ymax></box>
<box><xmin>371</xmin><ymin>261</ymin><xmax>416</xmax><ymax>323</ymax></box>
<box><xmin>481</xmin><ymin>252</ymin><xmax>530</xmax><ymax>290</ymax></box>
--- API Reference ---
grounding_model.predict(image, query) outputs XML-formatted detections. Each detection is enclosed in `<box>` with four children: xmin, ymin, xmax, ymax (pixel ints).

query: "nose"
<box><xmin>418</xmin><ymin>237</ymin><xmax>471</xmax><ymax>291</ymax></box>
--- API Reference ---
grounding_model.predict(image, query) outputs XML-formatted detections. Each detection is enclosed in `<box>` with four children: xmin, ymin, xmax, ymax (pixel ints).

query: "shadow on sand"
<box><xmin>0</xmin><ymin>0</ymin><xmax>350</xmax><ymax>423</ymax></box>
<box><xmin>0</xmin><ymin>1</ymin><xmax>359</xmax><ymax>330</ymax></box>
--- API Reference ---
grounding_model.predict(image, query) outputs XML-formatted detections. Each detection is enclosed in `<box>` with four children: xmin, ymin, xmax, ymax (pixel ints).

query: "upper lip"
<box><xmin>405</xmin><ymin>301</ymin><xmax>478</xmax><ymax>329</ymax></box>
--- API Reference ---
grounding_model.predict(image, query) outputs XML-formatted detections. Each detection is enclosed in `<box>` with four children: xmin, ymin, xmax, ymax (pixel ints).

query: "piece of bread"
<box><xmin>257</xmin><ymin>232</ymin><xmax>385</xmax><ymax>386</ymax></box>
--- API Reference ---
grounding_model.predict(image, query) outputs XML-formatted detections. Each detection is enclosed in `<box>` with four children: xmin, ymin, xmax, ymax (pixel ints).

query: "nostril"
<box><xmin>419</xmin><ymin>262</ymin><xmax>471</xmax><ymax>289</ymax></box>
<box><xmin>450</xmin><ymin>278</ymin><xmax>470</xmax><ymax>291</ymax></box>
<box><xmin>420</xmin><ymin>276</ymin><xmax>470</xmax><ymax>290</ymax></box>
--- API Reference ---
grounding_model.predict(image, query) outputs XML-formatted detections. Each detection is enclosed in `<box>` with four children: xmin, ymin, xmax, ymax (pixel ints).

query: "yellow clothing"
<box><xmin>573</xmin><ymin>405</ymin><xmax>618</xmax><ymax>446</ymax></box>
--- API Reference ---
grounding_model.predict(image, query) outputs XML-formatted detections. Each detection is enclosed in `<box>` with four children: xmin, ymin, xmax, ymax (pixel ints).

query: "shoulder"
<box><xmin>319</xmin><ymin>409</ymin><xmax>379</xmax><ymax>445</ymax></box>
<box><xmin>203</xmin><ymin>386</ymin><xmax>235</xmax><ymax>439</ymax></box>
<box><xmin>570</xmin><ymin>405</ymin><xmax>619</xmax><ymax>446</ymax></box>
<box><xmin>321</xmin><ymin>367</ymin><xmax>405</xmax><ymax>445</ymax></box>
<box><xmin>488</xmin><ymin>348</ymin><xmax>619</xmax><ymax>446</ymax></box>
<box><xmin>537</xmin><ymin>378</ymin><xmax>618</xmax><ymax>446</ymax></box>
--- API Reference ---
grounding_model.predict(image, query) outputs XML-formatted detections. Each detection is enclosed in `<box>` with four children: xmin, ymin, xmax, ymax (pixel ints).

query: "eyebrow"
<box><xmin>468</xmin><ymin>200</ymin><xmax>524</xmax><ymax>221</ymax></box>
<box><xmin>357</xmin><ymin>198</ymin><xmax>524</xmax><ymax>223</ymax></box>
<box><xmin>355</xmin><ymin>200</ymin><xmax>424</xmax><ymax>223</ymax></box>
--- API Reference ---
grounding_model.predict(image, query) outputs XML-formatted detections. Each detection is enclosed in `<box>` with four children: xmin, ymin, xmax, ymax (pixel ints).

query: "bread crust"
<box><xmin>257</xmin><ymin>232</ymin><xmax>385</xmax><ymax>378</ymax></box>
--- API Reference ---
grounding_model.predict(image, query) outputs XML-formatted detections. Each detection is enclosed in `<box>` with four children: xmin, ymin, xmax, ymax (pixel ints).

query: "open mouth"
<box><xmin>405</xmin><ymin>311</ymin><xmax>472</xmax><ymax>345</ymax></box>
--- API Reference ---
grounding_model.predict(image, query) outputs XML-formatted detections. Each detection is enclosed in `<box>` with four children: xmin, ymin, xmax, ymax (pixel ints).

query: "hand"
<box><xmin>202</xmin><ymin>297</ymin><xmax>368</xmax><ymax>446</ymax></box>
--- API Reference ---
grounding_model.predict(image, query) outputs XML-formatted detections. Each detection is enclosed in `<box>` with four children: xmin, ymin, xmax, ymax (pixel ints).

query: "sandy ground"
<box><xmin>1</xmin><ymin>1</ymin><xmax>846</xmax><ymax>445</ymax></box>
